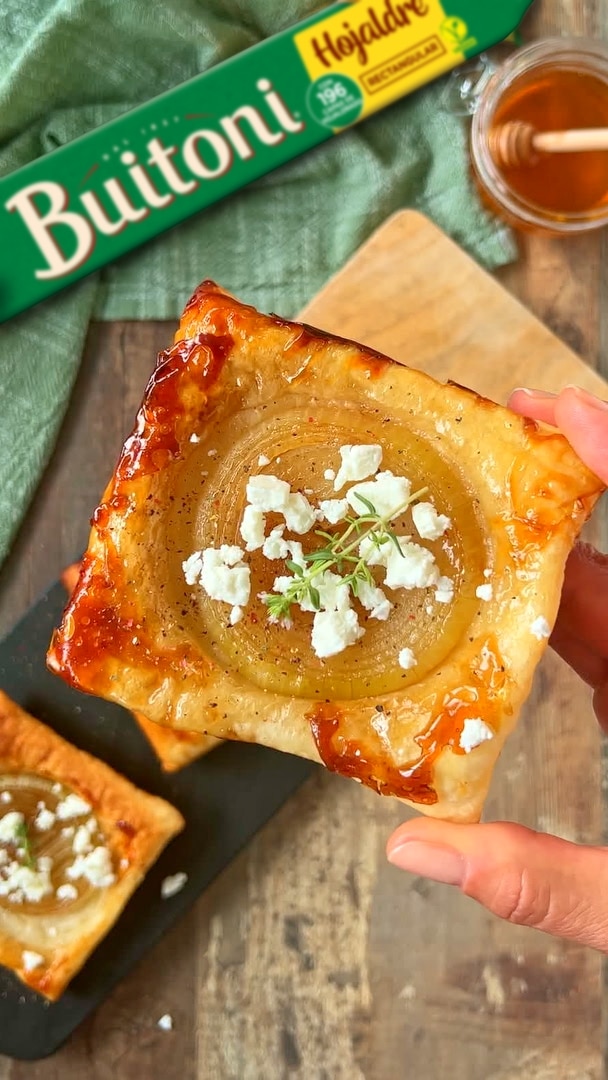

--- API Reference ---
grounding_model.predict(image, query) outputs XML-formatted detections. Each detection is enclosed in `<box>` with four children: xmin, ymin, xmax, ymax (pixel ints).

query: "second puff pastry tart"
<box><xmin>48</xmin><ymin>283</ymin><xmax>605</xmax><ymax>823</ymax></box>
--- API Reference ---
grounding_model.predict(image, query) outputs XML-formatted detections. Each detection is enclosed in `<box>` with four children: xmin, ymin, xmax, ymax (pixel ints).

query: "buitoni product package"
<box><xmin>0</xmin><ymin>0</ymin><xmax>534</xmax><ymax>322</ymax></box>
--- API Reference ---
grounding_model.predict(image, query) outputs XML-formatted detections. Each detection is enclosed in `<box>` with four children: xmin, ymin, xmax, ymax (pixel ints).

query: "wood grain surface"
<box><xmin>0</xmin><ymin>1</ymin><xmax>607</xmax><ymax>1077</ymax></box>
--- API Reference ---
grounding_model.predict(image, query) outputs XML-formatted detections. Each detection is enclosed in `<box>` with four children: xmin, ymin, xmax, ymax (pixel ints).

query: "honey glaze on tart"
<box><xmin>0</xmin><ymin>774</ymin><xmax>114</xmax><ymax>916</ymax></box>
<box><xmin>169</xmin><ymin>408</ymin><xmax>487</xmax><ymax>699</ymax></box>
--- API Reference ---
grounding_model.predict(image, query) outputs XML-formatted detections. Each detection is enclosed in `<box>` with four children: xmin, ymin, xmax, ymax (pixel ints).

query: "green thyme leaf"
<box><xmin>15</xmin><ymin>820</ymin><xmax>35</xmax><ymax>871</ymax></box>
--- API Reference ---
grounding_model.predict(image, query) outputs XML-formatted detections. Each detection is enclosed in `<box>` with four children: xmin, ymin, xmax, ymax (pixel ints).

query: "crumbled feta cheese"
<box><xmin>357</xmin><ymin>581</ymin><xmax>392</xmax><ymax>621</ymax></box>
<box><xmin>384</xmin><ymin>541</ymin><xmax>439</xmax><ymax>591</ymax></box>
<box><xmin>22</xmin><ymin>950</ymin><xmax>44</xmax><ymax>973</ymax></box>
<box><xmin>182</xmin><ymin>551</ymin><xmax>203</xmax><ymax>586</ymax></box>
<box><xmin>198</xmin><ymin>547</ymin><xmax>251</xmax><ymax>607</ymax></box>
<box><xmin>207</xmin><ymin>448</ymin><xmax>218</xmax><ymax>458</ymax></box>
<box><xmin>56</xmin><ymin>794</ymin><xmax>91</xmax><ymax>821</ymax></box>
<box><xmin>67</xmin><ymin>847</ymin><xmax>115</xmax><ymax>888</ymax></box>
<box><xmin>189</xmin><ymin>433</ymin><xmax>200</xmax><ymax>444</ymax></box>
<box><xmin>484</xmin><ymin>568</ymin><xmax>492</xmax><ymax>579</ymax></box>
<box><xmin>346</xmin><ymin>472</ymin><xmax>412</xmax><ymax>520</ymax></box>
<box><xmin>358</xmin><ymin>535</ymin><xmax>393</xmax><ymax>568</ymax></box>
<box><xmin>311</xmin><ymin>608</ymin><xmax>365</xmax><ymax>658</ymax></box>
<box><xmin>531</xmin><ymin>616</ymin><xmax>551</xmax><ymax>640</ymax></box>
<box><xmin>398</xmin><ymin>648</ymin><xmax>417</xmax><ymax>671</ymax></box>
<box><xmin>476</xmin><ymin>584</ymin><xmax>493</xmax><ymax>602</ymax></box>
<box><xmin>0</xmin><ymin>864</ymin><xmax>53</xmax><ymax>903</ymax></box>
<box><xmin>324</xmin><ymin>468</ymin><xmax>336</xmax><ymax>481</ymax></box>
<box><xmin>298</xmin><ymin>571</ymin><xmax>351</xmax><ymax>614</ymax></box>
<box><xmin>318</xmin><ymin>499</ymin><xmax>349</xmax><ymax>525</ymax></box>
<box><xmin>0</xmin><ymin>792</ymin><xmax>12</xmax><ymax>804</ymax></box>
<box><xmin>334</xmin><ymin>444</ymin><xmax>383</xmax><ymax>491</ymax></box>
<box><xmin>239</xmin><ymin>505</ymin><xmax>266</xmax><ymax>551</ymax></box>
<box><xmin>230</xmin><ymin>605</ymin><xmax>244</xmax><ymax>626</ymax></box>
<box><xmin>459</xmin><ymin>718</ymin><xmax>494</xmax><ymax>753</ymax></box>
<box><xmin>304</xmin><ymin>488</ymin><xmax>314</xmax><ymax>496</ymax></box>
<box><xmin>257</xmin><ymin>454</ymin><xmax>270</xmax><ymax>467</ymax></box>
<box><xmin>72</xmin><ymin>825</ymin><xmax>94</xmax><ymax>856</ymax></box>
<box><xmin>283</xmin><ymin>492</ymin><xmax>316</xmax><ymax>534</ymax></box>
<box><xmin>435</xmin><ymin>576</ymin><xmax>455</xmax><ymax>604</ymax></box>
<box><xmin>37</xmin><ymin>856</ymin><xmax>53</xmax><ymax>873</ymax></box>
<box><xmin>412</xmin><ymin>502</ymin><xmax>451</xmax><ymax>541</ymax></box>
<box><xmin>34</xmin><ymin>807</ymin><xmax>56</xmax><ymax>832</ymax></box>
<box><xmin>262</xmin><ymin>526</ymin><xmax>288</xmax><ymax>561</ymax></box>
<box><xmin>157</xmin><ymin>1014</ymin><xmax>173</xmax><ymax>1032</ymax></box>
<box><xmin>61</xmin><ymin>826</ymin><xmax>75</xmax><ymax>839</ymax></box>
<box><xmin>161</xmin><ymin>872</ymin><xmax>188</xmax><ymax>899</ymax></box>
<box><xmin>246</xmin><ymin>474</ymin><xmax>291</xmax><ymax>511</ymax></box>
<box><xmin>56</xmin><ymin>883</ymin><xmax>78</xmax><ymax>902</ymax></box>
<box><xmin>0</xmin><ymin>811</ymin><xmax>24</xmax><ymax>843</ymax></box>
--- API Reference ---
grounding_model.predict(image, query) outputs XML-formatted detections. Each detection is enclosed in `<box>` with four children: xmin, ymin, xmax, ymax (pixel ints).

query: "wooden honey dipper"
<box><xmin>489</xmin><ymin>121</ymin><xmax>608</xmax><ymax>168</ymax></box>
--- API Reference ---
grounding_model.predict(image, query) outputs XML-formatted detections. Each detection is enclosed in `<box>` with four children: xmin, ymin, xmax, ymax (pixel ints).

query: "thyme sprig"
<box><xmin>265</xmin><ymin>486</ymin><xmax>428</xmax><ymax>622</ymax></box>
<box><xmin>15</xmin><ymin>820</ymin><xmax>36</xmax><ymax>871</ymax></box>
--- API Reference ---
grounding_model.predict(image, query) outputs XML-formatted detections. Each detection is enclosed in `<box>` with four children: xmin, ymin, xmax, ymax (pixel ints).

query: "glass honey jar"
<box><xmin>470</xmin><ymin>38</ymin><xmax>608</xmax><ymax>235</ymax></box>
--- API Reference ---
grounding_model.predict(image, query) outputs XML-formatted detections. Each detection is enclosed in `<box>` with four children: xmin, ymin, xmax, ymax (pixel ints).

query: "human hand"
<box><xmin>386</xmin><ymin>385</ymin><xmax>608</xmax><ymax>951</ymax></box>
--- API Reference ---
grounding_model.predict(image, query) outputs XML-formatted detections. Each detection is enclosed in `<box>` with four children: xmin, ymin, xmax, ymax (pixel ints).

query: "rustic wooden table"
<box><xmin>1</xmin><ymin>1</ymin><xmax>607</xmax><ymax>1077</ymax></box>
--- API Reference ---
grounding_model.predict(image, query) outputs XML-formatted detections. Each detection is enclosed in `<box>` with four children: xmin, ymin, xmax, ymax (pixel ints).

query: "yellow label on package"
<box><xmin>296</xmin><ymin>0</ymin><xmax>479</xmax><ymax>124</ymax></box>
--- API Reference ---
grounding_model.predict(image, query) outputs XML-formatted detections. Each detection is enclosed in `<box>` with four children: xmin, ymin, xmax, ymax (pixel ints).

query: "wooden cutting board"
<box><xmin>295</xmin><ymin>212</ymin><xmax>606</xmax><ymax>1077</ymax></box>
<box><xmin>300</xmin><ymin>209</ymin><xmax>607</xmax><ymax>399</ymax></box>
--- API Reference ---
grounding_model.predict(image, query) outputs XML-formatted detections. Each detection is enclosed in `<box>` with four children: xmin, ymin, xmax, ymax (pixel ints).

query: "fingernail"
<box><xmin>511</xmin><ymin>387</ymin><xmax>557</xmax><ymax>400</ymax></box>
<box><xmin>563</xmin><ymin>385</ymin><xmax>608</xmax><ymax>411</ymax></box>
<box><xmin>387</xmin><ymin>841</ymin><xmax>465</xmax><ymax>886</ymax></box>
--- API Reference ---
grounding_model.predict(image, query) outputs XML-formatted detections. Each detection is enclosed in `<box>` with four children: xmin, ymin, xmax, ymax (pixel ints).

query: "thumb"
<box><xmin>387</xmin><ymin>819</ymin><xmax>608</xmax><ymax>951</ymax></box>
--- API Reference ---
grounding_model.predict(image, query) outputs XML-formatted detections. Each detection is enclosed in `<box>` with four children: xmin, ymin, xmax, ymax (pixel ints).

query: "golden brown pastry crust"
<box><xmin>0</xmin><ymin>690</ymin><xmax>183</xmax><ymax>999</ymax></box>
<box><xmin>47</xmin><ymin>283</ymin><xmax>605</xmax><ymax>822</ymax></box>
<box><xmin>61</xmin><ymin>562</ymin><xmax>219</xmax><ymax>772</ymax></box>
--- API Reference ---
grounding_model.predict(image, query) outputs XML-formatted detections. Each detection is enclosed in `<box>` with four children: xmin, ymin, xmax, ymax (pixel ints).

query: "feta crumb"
<box><xmin>34</xmin><ymin>807</ymin><xmax>56</xmax><ymax>832</ymax></box>
<box><xmin>311</xmin><ymin>608</ymin><xmax>365</xmax><ymax>658</ymax></box>
<box><xmin>161</xmin><ymin>872</ymin><xmax>188</xmax><ymax>899</ymax></box>
<box><xmin>262</xmin><ymin>526</ymin><xmax>288</xmax><ymax>561</ymax></box>
<box><xmin>384</xmin><ymin>541</ymin><xmax>439</xmax><ymax>591</ymax></box>
<box><xmin>246</xmin><ymin>474</ymin><xmax>291</xmax><ymax>511</ymax></box>
<box><xmin>531</xmin><ymin>616</ymin><xmax>551</xmax><ymax>640</ymax></box>
<box><xmin>484</xmin><ymin>568</ymin><xmax>492</xmax><ymax>579</ymax></box>
<box><xmin>0</xmin><ymin>792</ymin><xmax>12</xmax><ymax>804</ymax></box>
<box><xmin>459</xmin><ymin>718</ymin><xmax>494</xmax><ymax>753</ymax></box>
<box><xmin>358</xmin><ymin>535</ymin><xmax>393</xmax><ymax>568</ymax></box>
<box><xmin>398</xmin><ymin>648</ymin><xmax>417</xmax><ymax>670</ymax></box>
<box><xmin>298</xmin><ymin>571</ymin><xmax>351</xmax><ymax>614</ymax></box>
<box><xmin>435</xmin><ymin>576</ymin><xmax>455</xmax><ymax>604</ymax></box>
<box><xmin>257</xmin><ymin>454</ymin><xmax>270</xmax><ymax>467</ymax></box>
<box><xmin>198</xmin><ymin>547</ymin><xmax>251</xmax><ymax>607</ymax></box>
<box><xmin>207</xmin><ymin>448</ymin><xmax>218</xmax><ymax>458</ymax></box>
<box><xmin>189</xmin><ymin>433</ymin><xmax>200</xmax><ymax>443</ymax></box>
<box><xmin>182</xmin><ymin>551</ymin><xmax>203</xmax><ymax>585</ymax></box>
<box><xmin>334</xmin><ymin>444</ymin><xmax>383</xmax><ymax>491</ymax></box>
<box><xmin>72</xmin><ymin>825</ymin><xmax>94</xmax><ymax>856</ymax></box>
<box><xmin>230</xmin><ymin>605</ymin><xmax>244</xmax><ymax>626</ymax></box>
<box><xmin>357</xmin><ymin>581</ymin><xmax>392</xmax><ymax>621</ymax></box>
<box><xmin>0</xmin><ymin>865</ymin><xmax>53</xmax><ymax>903</ymax></box>
<box><xmin>476</xmin><ymin>584</ymin><xmax>493</xmax><ymax>602</ymax></box>
<box><xmin>22</xmin><ymin>950</ymin><xmax>44</xmax><ymax>973</ymax></box>
<box><xmin>56</xmin><ymin>794</ymin><xmax>92</xmax><ymax>820</ymax></box>
<box><xmin>318</xmin><ymin>499</ymin><xmax>349</xmax><ymax>525</ymax></box>
<box><xmin>0</xmin><ymin>811</ymin><xmax>24</xmax><ymax>843</ymax></box>
<box><xmin>239</xmin><ymin>505</ymin><xmax>266</xmax><ymax>551</ymax></box>
<box><xmin>61</xmin><ymin>826</ymin><xmax>75</xmax><ymax>839</ymax></box>
<box><xmin>304</xmin><ymin>488</ymin><xmax>314</xmax><ymax>496</ymax></box>
<box><xmin>412</xmin><ymin>502</ymin><xmax>451</xmax><ymax>541</ymax></box>
<box><xmin>346</xmin><ymin>472</ymin><xmax>412</xmax><ymax>520</ymax></box>
<box><xmin>37</xmin><ymin>856</ymin><xmax>53</xmax><ymax>872</ymax></box>
<box><xmin>67</xmin><ymin>847</ymin><xmax>115</xmax><ymax>888</ymax></box>
<box><xmin>157</xmin><ymin>1014</ymin><xmax>173</xmax><ymax>1032</ymax></box>
<box><xmin>56</xmin><ymin>883</ymin><xmax>78</xmax><ymax>902</ymax></box>
<box><xmin>283</xmin><ymin>492</ymin><xmax>316</xmax><ymax>534</ymax></box>
<box><xmin>324</xmin><ymin>468</ymin><xmax>336</xmax><ymax>482</ymax></box>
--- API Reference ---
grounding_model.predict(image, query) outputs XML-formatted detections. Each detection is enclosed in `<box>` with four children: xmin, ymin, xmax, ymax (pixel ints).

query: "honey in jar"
<box><xmin>471</xmin><ymin>39</ymin><xmax>608</xmax><ymax>234</ymax></box>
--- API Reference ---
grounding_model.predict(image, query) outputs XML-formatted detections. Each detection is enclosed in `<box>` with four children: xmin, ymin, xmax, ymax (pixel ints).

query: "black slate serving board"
<box><xmin>0</xmin><ymin>582</ymin><xmax>314</xmax><ymax>1060</ymax></box>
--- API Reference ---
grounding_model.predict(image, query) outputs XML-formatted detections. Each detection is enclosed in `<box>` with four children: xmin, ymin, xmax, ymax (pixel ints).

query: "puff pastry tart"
<box><xmin>0</xmin><ymin>690</ymin><xmax>183</xmax><ymax>999</ymax></box>
<box><xmin>48</xmin><ymin>283</ymin><xmax>605</xmax><ymax>823</ymax></box>
<box><xmin>61</xmin><ymin>563</ymin><xmax>220</xmax><ymax>773</ymax></box>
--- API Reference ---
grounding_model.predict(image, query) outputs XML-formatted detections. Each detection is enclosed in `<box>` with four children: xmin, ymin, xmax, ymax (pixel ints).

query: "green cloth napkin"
<box><xmin>0</xmin><ymin>0</ymin><xmax>515</xmax><ymax>570</ymax></box>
